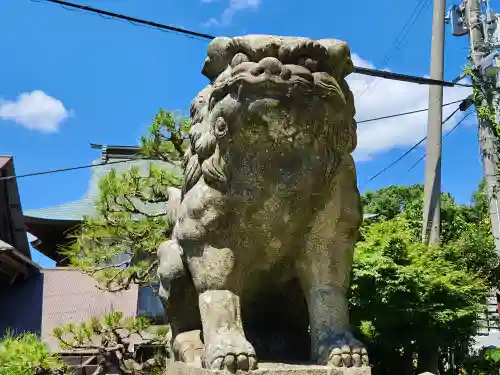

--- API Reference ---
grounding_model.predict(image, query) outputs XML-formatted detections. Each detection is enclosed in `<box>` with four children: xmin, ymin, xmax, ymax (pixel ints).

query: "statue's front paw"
<box><xmin>328</xmin><ymin>345</ymin><xmax>369</xmax><ymax>368</ymax></box>
<box><xmin>205</xmin><ymin>332</ymin><xmax>258</xmax><ymax>373</ymax></box>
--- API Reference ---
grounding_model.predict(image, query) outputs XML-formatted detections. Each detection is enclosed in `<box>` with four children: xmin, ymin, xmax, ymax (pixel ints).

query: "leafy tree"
<box><xmin>62</xmin><ymin>109</ymin><xmax>190</xmax><ymax>291</ymax></box>
<box><xmin>353</xmin><ymin>184</ymin><xmax>500</xmax><ymax>375</ymax></box>
<box><xmin>460</xmin><ymin>347</ymin><xmax>500</xmax><ymax>374</ymax></box>
<box><xmin>0</xmin><ymin>331</ymin><xmax>68</xmax><ymax>375</ymax></box>
<box><xmin>52</xmin><ymin>312</ymin><xmax>170</xmax><ymax>375</ymax></box>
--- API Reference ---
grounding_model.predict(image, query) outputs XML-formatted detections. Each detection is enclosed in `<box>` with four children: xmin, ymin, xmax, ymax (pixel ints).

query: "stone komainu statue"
<box><xmin>157</xmin><ymin>35</ymin><xmax>367</xmax><ymax>372</ymax></box>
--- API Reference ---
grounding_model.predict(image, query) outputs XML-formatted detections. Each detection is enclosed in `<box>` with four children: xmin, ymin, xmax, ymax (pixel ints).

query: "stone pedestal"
<box><xmin>165</xmin><ymin>362</ymin><xmax>371</xmax><ymax>375</ymax></box>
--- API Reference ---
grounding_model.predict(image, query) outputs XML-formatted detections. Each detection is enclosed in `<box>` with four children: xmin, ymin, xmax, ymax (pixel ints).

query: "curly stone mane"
<box><xmin>181</xmin><ymin>85</ymin><xmax>225</xmax><ymax>198</ymax></box>
<box><xmin>181</xmin><ymin>36</ymin><xmax>358</xmax><ymax>199</ymax></box>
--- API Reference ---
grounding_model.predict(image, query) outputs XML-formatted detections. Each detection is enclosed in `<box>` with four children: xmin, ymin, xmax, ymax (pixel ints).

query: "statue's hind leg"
<box><xmin>295</xmin><ymin>156</ymin><xmax>368</xmax><ymax>368</ymax></box>
<box><xmin>157</xmin><ymin>240</ymin><xmax>204</xmax><ymax>367</ymax></box>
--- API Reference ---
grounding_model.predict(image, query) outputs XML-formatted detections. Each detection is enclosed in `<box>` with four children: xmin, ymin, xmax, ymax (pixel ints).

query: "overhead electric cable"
<box><xmin>353</xmin><ymin>67</ymin><xmax>472</xmax><ymax>87</ymax></box>
<box><xmin>0</xmin><ymin>159</ymin><xmax>135</xmax><ymax>181</ymax></box>
<box><xmin>2</xmin><ymin>98</ymin><xmax>473</xmax><ymax>182</ymax></box>
<box><xmin>357</xmin><ymin>98</ymin><xmax>466</xmax><ymax>124</ymax></box>
<box><xmin>355</xmin><ymin>0</ymin><xmax>431</xmax><ymax>100</ymax></box>
<box><xmin>360</xmin><ymin>104</ymin><xmax>465</xmax><ymax>188</ymax></box>
<box><xmin>406</xmin><ymin>111</ymin><xmax>475</xmax><ymax>172</ymax></box>
<box><xmin>31</xmin><ymin>0</ymin><xmax>473</xmax><ymax>89</ymax></box>
<box><xmin>32</xmin><ymin>0</ymin><xmax>215</xmax><ymax>40</ymax></box>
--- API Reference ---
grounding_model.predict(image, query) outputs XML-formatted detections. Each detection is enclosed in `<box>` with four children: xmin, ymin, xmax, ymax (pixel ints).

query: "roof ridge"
<box><xmin>41</xmin><ymin>267</ymin><xmax>80</xmax><ymax>272</ymax></box>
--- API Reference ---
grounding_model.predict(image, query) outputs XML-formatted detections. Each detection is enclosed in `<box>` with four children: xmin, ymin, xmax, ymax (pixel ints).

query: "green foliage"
<box><xmin>140</xmin><ymin>109</ymin><xmax>190</xmax><ymax>161</ymax></box>
<box><xmin>361</xmin><ymin>184</ymin><xmax>423</xmax><ymax>221</ymax></box>
<box><xmin>0</xmin><ymin>331</ymin><xmax>68</xmax><ymax>375</ymax></box>
<box><xmin>352</xmin><ymin>217</ymin><xmax>488</xmax><ymax>344</ymax></box>
<box><xmin>460</xmin><ymin>347</ymin><xmax>500</xmax><ymax>374</ymax></box>
<box><xmin>354</xmin><ymin>183</ymin><xmax>500</xmax><ymax>374</ymax></box>
<box><xmin>52</xmin><ymin>312</ymin><xmax>170</xmax><ymax>375</ymax></box>
<box><xmin>463</xmin><ymin>65</ymin><xmax>499</xmax><ymax>136</ymax></box>
<box><xmin>62</xmin><ymin>109</ymin><xmax>190</xmax><ymax>291</ymax></box>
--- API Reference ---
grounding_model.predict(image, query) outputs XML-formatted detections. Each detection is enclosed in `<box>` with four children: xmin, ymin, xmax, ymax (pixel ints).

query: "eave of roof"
<box><xmin>23</xmin><ymin>145</ymin><xmax>181</xmax><ymax>223</ymax></box>
<box><xmin>0</xmin><ymin>240</ymin><xmax>40</xmax><ymax>283</ymax></box>
<box><xmin>1</xmin><ymin>156</ymin><xmax>32</xmax><ymax>258</ymax></box>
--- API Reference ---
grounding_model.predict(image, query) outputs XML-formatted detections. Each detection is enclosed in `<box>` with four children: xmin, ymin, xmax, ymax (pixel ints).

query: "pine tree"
<box><xmin>62</xmin><ymin>109</ymin><xmax>190</xmax><ymax>291</ymax></box>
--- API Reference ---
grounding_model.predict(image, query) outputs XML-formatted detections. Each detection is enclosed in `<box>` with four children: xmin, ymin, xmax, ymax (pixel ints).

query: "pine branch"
<box><xmin>89</xmin><ymin>258</ymin><xmax>132</xmax><ymax>274</ymax></box>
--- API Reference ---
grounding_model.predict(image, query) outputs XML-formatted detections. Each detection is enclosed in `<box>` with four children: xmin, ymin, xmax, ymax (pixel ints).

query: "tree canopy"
<box><xmin>61</xmin><ymin>110</ymin><xmax>190</xmax><ymax>291</ymax></box>
<box><xmin>354</xmin><ymin>183</ymin><xmax>500</xmax><ymax>374</ymax></box>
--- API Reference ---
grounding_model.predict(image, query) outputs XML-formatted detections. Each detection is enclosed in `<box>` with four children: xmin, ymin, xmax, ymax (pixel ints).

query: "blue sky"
<box><xmin>0</xmin><ymin>0</ymin><xmax>486</xmax><ymax>267</ymax></box>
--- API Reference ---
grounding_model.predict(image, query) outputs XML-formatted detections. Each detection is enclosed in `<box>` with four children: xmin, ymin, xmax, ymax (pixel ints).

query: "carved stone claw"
<box><xmin>351</xmin><ymin>347</ymin><xmax>362</xmax><ymax>367</ymax></box>
<box><xmin>210</xmin><ymin>353</ymin><xmax>257</xmax><ymax>372</ymax></box>
<box><xmin>327</xmin><ymin>345</ymin><xmax>368</xmax><ymax>368</ymax></box>
<box><xmin>205</xmin><ymin>330</ymin><xmax>258</xmax><ymax>373</ymax></box>
<box><xmin>361</xmin><ymin>347</ymin><xmax>369</xmax><ymax>366</ymax></box>
<box><xmin>328</xmin><ymin>348</ymin><xmax>342</xmax><ymax>367</ymax></box>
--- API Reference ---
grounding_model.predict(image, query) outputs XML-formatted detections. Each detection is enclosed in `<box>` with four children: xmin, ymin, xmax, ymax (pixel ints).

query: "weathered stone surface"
<box><xmin>166</xmin><ymin>362</ymin><xmax>371</xmax><ymax>375</ymax></box>
<box><xmin>158</xmin><ymin>34</ymin><xmax>364</xmax><ymax>372</ymax></box>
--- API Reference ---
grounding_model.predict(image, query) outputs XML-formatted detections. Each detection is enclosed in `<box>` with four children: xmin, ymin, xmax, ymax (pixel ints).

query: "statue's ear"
<box><xmin>202</xmin><ymin>37</ymin><xmax>234</xmax><ymax>81</ymax></box>
<box><xmin>318</xmin><ymin>39</ymin><xmax>354</xmax><ymax>81</ymax></box>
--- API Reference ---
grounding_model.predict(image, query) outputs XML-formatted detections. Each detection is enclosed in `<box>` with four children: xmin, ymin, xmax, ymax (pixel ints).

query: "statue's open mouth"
<box><xmin>208</xmin><ymin>56</ymin><xmax>346</xmax><ymax>111</ymax></box>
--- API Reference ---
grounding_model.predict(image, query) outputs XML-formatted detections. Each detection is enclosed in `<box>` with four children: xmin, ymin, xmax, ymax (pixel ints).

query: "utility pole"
<box><xmin>419</xmin><ymin>0</ymin><xmax>447</xmax><ymax>372</ymax></box>
<box><xmin>422</xmin><ymin>0</ymin><xmax>446</xmax><ymax>246</ymax></box>
<box><xmin>465</xmin><ymin>0</ymin><xmax>500</xmax><ymax>253</ymax></box>
<box><xmin>449</xmin><ymin>0</ymin><xmax>500</xmax><ymax>349</ymax></box>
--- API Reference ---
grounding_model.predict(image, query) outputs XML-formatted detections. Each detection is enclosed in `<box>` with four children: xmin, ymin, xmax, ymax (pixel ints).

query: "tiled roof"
<box><xmin>40</xmin><ymin>268</ymin><xmax>139</xmax><ymax>352</ymax></box>
<box><xmin>24</xmin><ymin>145</ymin><xmax>181</xmax><ymax>222</ymax></box>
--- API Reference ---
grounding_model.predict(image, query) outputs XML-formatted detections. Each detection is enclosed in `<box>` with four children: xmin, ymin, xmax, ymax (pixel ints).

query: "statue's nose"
<box><xmin>257</xmin><ymin>57</ymin><xmax>284</xmax><ymax>75</ymax></box>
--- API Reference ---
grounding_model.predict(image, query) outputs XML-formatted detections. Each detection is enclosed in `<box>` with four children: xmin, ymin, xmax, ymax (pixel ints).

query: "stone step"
<box><xmin>165</xmin><ymin>362</ymin><xmax>371</xmax><ymax>375</ymax></box>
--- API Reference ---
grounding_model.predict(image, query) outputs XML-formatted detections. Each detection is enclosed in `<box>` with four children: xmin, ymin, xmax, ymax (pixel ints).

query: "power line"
<box><xmin>378</xmin><ymin>0</ymin><xmax>431</xmax><ymax>67</ymax></box>
<box><xmin>357</xmin><ymin>98</ymin><xmax>466</xmax><ymax>124</ymax></box>
<box><xmin>355</xmin><ymin>0</ymin><xmax>431</xmax><ymax>100</ymax></box>
<box><xmin>31</xmin><ymin>0</ymin><xmax>473</xmax><ymax>89</ymax></box>
<box><xmin>406</xmin><ymin>110</ymin><xmax>475</xmax><ymax>172</ymax></box>
<box><xmin>360</xmin><ymin>104</ymin><xmax>466</xmax><ymax>188</ymax></box>
<box><xmin>0</xmin><ymin>96</ymin><xmax>473</xmax><ymax>182</ymax></box>
<box><xmin>0</xmin><ymin>159</ymin><xmax>135</xmax><ymax>181</ymax></box>
<box><xmin>32</xmin><ymin>0</ymin><xmax>215</xmax><ymax>40</ymax></box>
<box><xmin>3</xmin><ymin>103</ymin><xmax>471</xmax><ymax>182</ymax></box>
<box><xmin>353</xmin><ymin>67</ymin><xmax>472</xmax><ymax>87</ymax></box>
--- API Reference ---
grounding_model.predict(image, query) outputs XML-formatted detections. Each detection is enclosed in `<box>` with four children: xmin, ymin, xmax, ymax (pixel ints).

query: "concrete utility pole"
<box><xmin>422</xmin><ymin>0</ymin><xmax>446</xmax><ymax>246</ymax></box>
<box><xmin>449</xmin><ymin>0</ymin><xmax>500</xmax><ymax>348</ymax></box>
<box><xmin>418</xmin><ymin>0</ymin><xmax>447</xmax><ymax>372</ymax></box>
<box><xmin>465</xmin><ymin>0</ymin><xmax>500</xmax><ymax>253</ymax></box>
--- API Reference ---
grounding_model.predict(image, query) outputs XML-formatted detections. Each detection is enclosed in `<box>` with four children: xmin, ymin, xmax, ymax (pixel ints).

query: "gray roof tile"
<box><xmin>24</xmin><ymin>151</ymin><xmax>181</xmax><ymax>222</ymax></box>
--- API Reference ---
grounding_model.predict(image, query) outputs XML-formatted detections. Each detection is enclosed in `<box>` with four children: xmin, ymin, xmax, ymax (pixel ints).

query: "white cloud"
<box><xmin>203</xmin><ymin>0</ymin><xmax>261</xmax><ymax>27</ymax></box>
<box><xmin>0</xmin><ymin>90</ymin><xmax>70</xmax><ymax>133</ymax></box>
<box><xmin>348</xmin><ymin>54</ymin><xmax>472</xmax><ymax>162</ymax></box>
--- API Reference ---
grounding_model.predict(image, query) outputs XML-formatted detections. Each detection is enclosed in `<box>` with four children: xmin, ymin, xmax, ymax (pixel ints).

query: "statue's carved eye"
<box><xmin>298</xmin><ymin>57</ymin><xmax>318</xmax><ymax>72</ymax></box>
<box><xmin>231</xmin><ymin>53</ymin><xmax>250</xmax><ymax>67</ymax></box>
